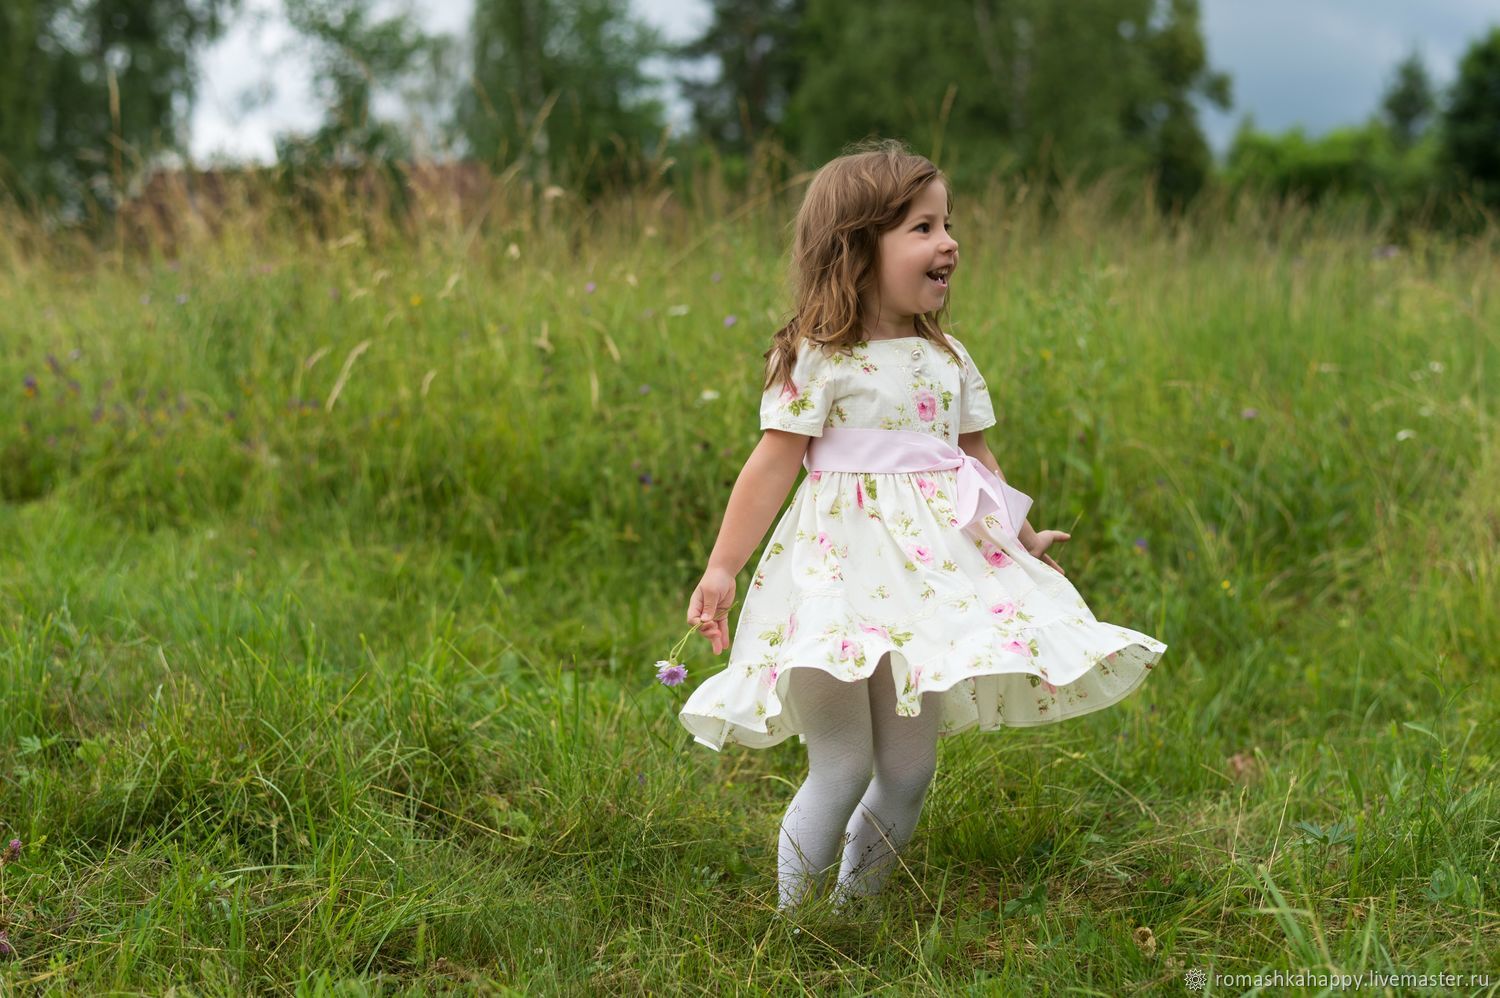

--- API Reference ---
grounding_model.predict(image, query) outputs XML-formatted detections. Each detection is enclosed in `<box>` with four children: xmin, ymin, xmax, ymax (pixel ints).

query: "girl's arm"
<box><xmin>705</xmin><ymin>429</ymin><xmax>811</xmax><ymax>577</ymax></box>
<box><xmin>957</xmin><ymin>431</ymin><xmax>1039</xmax><ymax>549</ymax></box>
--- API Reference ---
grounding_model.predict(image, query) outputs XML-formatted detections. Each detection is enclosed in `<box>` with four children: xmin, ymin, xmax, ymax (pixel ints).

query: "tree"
<box><xmin>1380</xmin><ymin>49</ymin><xmax>1434</xmax><ymax>151</ymax></box>
<box><xmin>457</xmin><ymin>0</ymin><xmax>670</xmax><ymax>194</ymax></box>
<box><xmin>1442</xmin><ymin>26</ymin><xmax>1500</xmax><ymax>199</ymax></box>
<box><xmin>275</xmin><ymin>0</ymin><xmax>453</xmax><ymax>169</ymax></box>
<box><xmin>1135</xmin><ymin>0</ymin><xmax>1232</xmax><ymax>206</ymax></box>
<box><xmin>671</xmin><ymin>0</ymin><xmax>806</xmax><ymax>156</ymax></box>
<box><xmin>0</xmin><ymin>0</ymin><xmax>240</xmax><ymax>216</ymax></box>
<box><xmin>779</xmin><ymin>0</ymin><xmax>1230</xmax><ymax>201</ymax></box>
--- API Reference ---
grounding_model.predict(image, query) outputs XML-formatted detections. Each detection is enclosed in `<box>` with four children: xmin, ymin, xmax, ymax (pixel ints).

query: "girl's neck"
<box><xmin>862</xmin><ymin>314</ymin><xmax>918</xmax><ymax>342</ymax></box>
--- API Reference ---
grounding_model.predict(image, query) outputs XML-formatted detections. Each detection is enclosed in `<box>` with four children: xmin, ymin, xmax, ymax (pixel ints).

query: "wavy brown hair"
<box><xmin>762</xmin><ymin>137</ymin><xmax>962</xmax><ymax>394</ymax></box>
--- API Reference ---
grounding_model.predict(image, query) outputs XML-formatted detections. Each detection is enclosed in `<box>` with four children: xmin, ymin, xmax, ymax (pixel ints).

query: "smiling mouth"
<box><xmin>926</xmin><ymin>267</ymin><xmax>951</xmax><ymax>288</ymax></box>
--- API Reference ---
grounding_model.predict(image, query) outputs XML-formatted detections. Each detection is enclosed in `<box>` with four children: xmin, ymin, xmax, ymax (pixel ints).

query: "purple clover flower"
<box><xmin>656</xmin><ymin>661</ymin><xmax>688</xmax><ymax>687</ymax></box>
<box><xmin>723</xmin><ymin>314</ymin><xmax>737</xmax><ymax>328</ymax></box>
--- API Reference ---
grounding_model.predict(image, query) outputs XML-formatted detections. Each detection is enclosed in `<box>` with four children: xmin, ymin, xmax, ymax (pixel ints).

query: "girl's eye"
<box><xmin>917</xmin><ymin>223</ymin><xmax>954</xmax><ymax>233</ymax></box>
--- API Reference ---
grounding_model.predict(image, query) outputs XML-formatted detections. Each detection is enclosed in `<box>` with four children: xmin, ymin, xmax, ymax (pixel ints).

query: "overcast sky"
<box><xmin>187</xmin><ymin>0</ymin><xmax>1500</xmax><ymax>165</ymax></box>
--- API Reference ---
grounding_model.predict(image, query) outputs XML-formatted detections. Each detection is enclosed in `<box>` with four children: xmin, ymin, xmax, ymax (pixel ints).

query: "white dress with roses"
<box><xmin>678</xmin><ymin>333</ymin><xmax>1167</xmax><ymax>751</ymax></box>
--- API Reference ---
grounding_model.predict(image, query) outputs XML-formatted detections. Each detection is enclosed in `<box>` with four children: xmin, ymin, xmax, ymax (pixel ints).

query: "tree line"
<box><xmin>2</xmin><ymin>0</ymin><xmax>1498</xmax><ymax>223</ymax></box>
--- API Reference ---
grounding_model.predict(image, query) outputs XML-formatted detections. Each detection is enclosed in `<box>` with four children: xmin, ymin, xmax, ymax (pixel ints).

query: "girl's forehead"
<box><xmin>904</xmin><ymin>181</ymin><xmax>950</xmax><ymax>212</ymax></box>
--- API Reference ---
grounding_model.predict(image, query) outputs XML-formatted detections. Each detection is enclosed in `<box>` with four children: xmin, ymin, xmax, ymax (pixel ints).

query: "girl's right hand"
<box><xmin>687</xmin><ymin>568</ymin><xmax>737</xmax><ymax>656</ymax></box>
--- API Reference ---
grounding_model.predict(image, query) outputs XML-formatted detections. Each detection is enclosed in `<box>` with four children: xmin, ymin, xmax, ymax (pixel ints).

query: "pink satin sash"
<box><xmin>802</xmin><ymin>427</ymin><xmax>1033</xmax><ymax>541</ymax></box>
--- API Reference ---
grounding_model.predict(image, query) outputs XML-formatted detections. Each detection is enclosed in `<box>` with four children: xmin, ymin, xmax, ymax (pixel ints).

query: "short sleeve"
<box><xmin>950</xmin><ymin>335</ymin><xmax>997</xmax><ymax>433</ymax></box>
<box><xmin>759</xmin><ymin>343</ymin><xmax>838</xmax><ymax>437</ymax></box>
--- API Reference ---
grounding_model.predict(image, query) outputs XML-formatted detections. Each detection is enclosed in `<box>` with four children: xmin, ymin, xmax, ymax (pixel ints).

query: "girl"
<box><xmin>678</xmin><ymin>138</ymin><xmax>1167</xmax><ymax>915</ymax></box>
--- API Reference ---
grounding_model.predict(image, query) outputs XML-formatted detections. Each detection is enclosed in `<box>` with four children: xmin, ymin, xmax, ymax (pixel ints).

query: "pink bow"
<box><xmin>803</xmin><ymin>427</ymin><xmax>1032</xmax><ymax>541</ymax></box>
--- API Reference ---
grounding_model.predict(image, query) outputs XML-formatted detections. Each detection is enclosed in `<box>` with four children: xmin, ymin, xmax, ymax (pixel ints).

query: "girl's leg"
<box><xmin>832</xmin><ymin>653</ymin><xmax>941</xmax><ymax>905</ymax></box>
<box><xmin>777</xmin><ymin>666</ymin><xmax>875</xmax><ymax>912</ymax></box>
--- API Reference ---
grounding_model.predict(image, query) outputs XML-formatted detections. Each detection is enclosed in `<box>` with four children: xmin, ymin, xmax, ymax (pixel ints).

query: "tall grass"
<box><xmin>0</xmin><ymin>158</ymin><xmax>1496</xmax><ymax>992</ymax></box>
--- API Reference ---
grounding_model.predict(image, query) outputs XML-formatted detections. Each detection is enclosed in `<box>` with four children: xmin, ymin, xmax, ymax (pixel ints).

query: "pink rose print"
<box><xmin>859</xmin><ymin>623</ymin><xmax>890</xmax><ymax>641</ymax></box>
<box><xmin>916</xmin><ymin>476</ymin><xmax>936</xmax><ymax>499</ymax></box>
<box><xmin>989</xmin><ymin>601</ymin><xmax>1018</xmax><ymax>619</ymax></box>
<box><xmin>780</xmin><ymin>380</ymin><xmax>800</xmax><ymax>402</ymax></box>
<box><xmin>1041</xmin><ymin>679</ymin><xmax>1058</xmax><ymax>694</ymax></box>
<box><xmin>915</xmin><ymin>389</ymin><xmax>937</xmax><ymax>422</ymax></box>
<box><xmin>839</xmin><ymin>638</ymin><xmax>858</xmax><ymax>660</ymax></box>
<box><xmin>810</xmin><ymin>470</ymin><xmax>823</xmax><ymax>482</ymax></box>
<box><xmin>855</xmin><ymin>480</ymin><xmax>865</xmax><ymax>509</ymax></box>
<box><xmin>1001</xmin><ymin>639</ymin><xmax>1032</xmax><ymax>657</ymax></box>
<box><xmin>787</xmin><ymin>611</ymin><xmax>798</xmax><ymax>640</ymax></box>
<box><xmin>905</xmin><ymin>544</ymin><xmax>933</xmax><ymax>565</ymax></box>
<box><xmin>761</xmin><ymin>665</ymin><xmax>781</xmax><ymax>690</ymax></box>
<box><xmin>816</xmin><ymin>532</ymin><xmax>833</xmax><ymax>554</ymax></box>
<box><xmin>983</xmin><ymin>543</ymin><xmax>1013</xmax><ymax>568</ymax></box>
<box><xmin>949</xmin><ymin>517</ymin><xmax>960</xmax><ymax>526</ymax></box>
<box><xmin>910</xmin><ymin>664</ymin><xmax>925</xmax><ymax>687</ymax></box>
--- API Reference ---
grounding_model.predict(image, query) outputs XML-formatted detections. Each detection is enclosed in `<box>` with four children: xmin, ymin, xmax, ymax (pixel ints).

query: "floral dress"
<box><xmin>677</xmin><ymin>333</ymin><xmax>1167</xmax><ymax>751</ymax></box>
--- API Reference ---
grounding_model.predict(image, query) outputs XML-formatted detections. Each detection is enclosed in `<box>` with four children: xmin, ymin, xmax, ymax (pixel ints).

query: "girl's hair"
<box><xmin>763</xmin><ymin>137</ymin><xmax>963</xmax><ymax>394</ymax></box>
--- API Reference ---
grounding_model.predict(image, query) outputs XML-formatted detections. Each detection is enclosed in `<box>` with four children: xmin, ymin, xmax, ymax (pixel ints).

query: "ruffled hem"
<box><xmin>677</xmin><ymin>610</ymin><xmax>1166</xmax><ymax>752</ymax></box>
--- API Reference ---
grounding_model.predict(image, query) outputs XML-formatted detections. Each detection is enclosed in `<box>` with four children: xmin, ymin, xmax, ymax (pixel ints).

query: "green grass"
<box><xmin>0</xmin><ymin>172</ymin><xmax>1497</xmax><ymax>994</ymax></box>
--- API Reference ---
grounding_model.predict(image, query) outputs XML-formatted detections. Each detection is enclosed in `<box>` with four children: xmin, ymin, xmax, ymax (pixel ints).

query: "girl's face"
<box><xmin>868</xmin><ymin>180</ymin><xmax>959</xmax><ymax>331</ymax></box>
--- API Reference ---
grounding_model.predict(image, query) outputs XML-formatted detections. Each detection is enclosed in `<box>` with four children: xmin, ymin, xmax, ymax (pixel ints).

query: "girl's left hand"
<box><xmin>1025</xmin><ymin>530</ymin><xmax>1070</xmax><ymax>576</ymax></box>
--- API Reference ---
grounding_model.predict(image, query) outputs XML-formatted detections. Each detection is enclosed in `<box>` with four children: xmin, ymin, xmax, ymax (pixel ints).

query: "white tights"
<box><xmin>776</xmin><ymin>653</ymin><xmax>941</xmax><ymax>912</ymax></box>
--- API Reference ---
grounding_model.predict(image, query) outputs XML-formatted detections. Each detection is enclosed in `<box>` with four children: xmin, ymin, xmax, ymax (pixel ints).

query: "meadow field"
<box><xmin>0</xmin><ymin>169</ymin><xmax>1496</xmax><ymax>994</ymax></box>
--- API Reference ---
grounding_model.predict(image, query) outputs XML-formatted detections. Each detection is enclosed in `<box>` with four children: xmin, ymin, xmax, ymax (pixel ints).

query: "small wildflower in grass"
<box><xmin>1395</xmin><ymin>428</ymin><xmax>1416</xmax><ymax>442</ymax></box>
<box><xmin>23</xmin><ymin>374</ymin><xmax>38</xmax><ymax>398</ymax></box>
<box><xmin>1134</xmin><ymin>538</ymin><xmax>1148</xmax><ymax>552</ymax></box>
<box><xmin>409</xmin><ymin>294</ymin><xmax>423</xmax><ymax>307</ymax></box>
<box><xmin>658</xmin><ymin>601</ymin><xmax>738</xmax><ymax>687</ymax></box>
<box><xmin>585</xmin><ymin>281</ymin><xmax>597</xmax><ymax>294</ymax></box>
<box><xmin>1240</xmin><ymin>407</ymin><xmax>1258</xmax><ymax>420</ymax></box>
<box><xmin>639</xmin><ymin>384</ymin><xmax>651</xmax><ymax>395</ymax></box>
<box><xmin>639</xmin><ymin>472</ymin><xmax>654</xmax><ymax>486</ymax></box>
<box><xmin>1</xmin><ymin>838</ymin><xmax>19</xmax><ymax>864</ymax></box>
<box><xmin>175</xmin><ymin>293</ymin><xmax>190</xmax><ymax>305</ymax></box>
<box><xmin>0</xmin><ymin>929</ymin><xmax>13</xmax><ymax>960</ymax></box>
<box><xmin>723</xmin><ymin>314</ymin><xmax>737</xmax><ymax>327</ymax></box>
<box><xmin>711</xmin><ymin>271</ymin><xmax>723</xmax><ymax>283</ymax></box>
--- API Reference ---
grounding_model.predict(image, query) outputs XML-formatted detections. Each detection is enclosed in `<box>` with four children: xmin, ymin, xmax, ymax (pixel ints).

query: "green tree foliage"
<box><xmin>672</xmin><ymin>0</ymin><xmax>806</xmax><ymax>156</ymax></box>
<box><xmin>1442</xmin><ymin>26</ymin><xmax>1500</xmax><ymax>200</ymax></box>
<box><xmin>777</xmin><ymin>0</ymin><xmax>1228</xmax><ymax>202</ymax></box>
<box><xmin>457</xmin><ymin>0</ymin><xmax>670</xmax><ymax>194</ymax></box>
<box><xmin>0</xmin><ymin>0</ymin><xmax>239</xmax><ymax>214</ymax></box>
<box><xmin>1380</xmin><ymin>49</ymin><xmax>1435</xmax><ymax>151</ymax></box>
<box><xmin>274</xmin><ymin>0</ymin><xmax>453</xmax><ymax>169</ymax></box>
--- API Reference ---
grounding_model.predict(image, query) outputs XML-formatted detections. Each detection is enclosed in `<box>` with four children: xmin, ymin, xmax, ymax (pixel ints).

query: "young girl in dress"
<box><xmin>678</xmin><ymin>138</ymin><xmax>1167</xmax><ymax>914</ymax></box>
